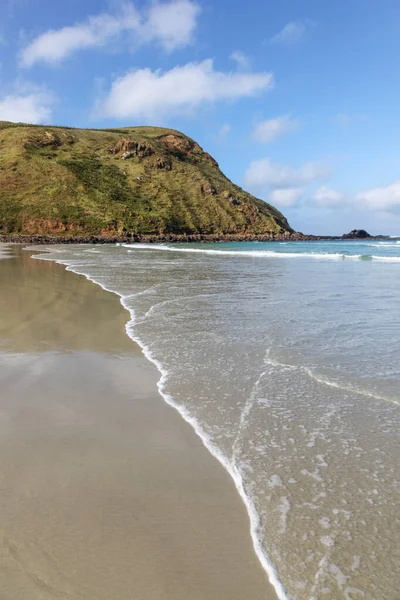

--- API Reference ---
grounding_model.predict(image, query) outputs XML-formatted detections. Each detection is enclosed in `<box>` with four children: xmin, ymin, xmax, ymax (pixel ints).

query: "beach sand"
<box><xmin>0</xmin><ymin>246</ymin><xmax>277</xmax><ymax>600</ymax></box>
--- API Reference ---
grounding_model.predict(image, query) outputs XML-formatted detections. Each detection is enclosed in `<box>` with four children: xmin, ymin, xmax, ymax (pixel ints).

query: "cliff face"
<box><xmin>0</xmin><ymin>122</ymin><xmax>292</xmax><ymax>237</ymax></box>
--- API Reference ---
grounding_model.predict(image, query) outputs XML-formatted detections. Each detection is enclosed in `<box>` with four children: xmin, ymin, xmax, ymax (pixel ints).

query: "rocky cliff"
<box><xmin>0</xmin><ymin>122</ymin><xmax>292</xmax><ymax>237</ymax></box>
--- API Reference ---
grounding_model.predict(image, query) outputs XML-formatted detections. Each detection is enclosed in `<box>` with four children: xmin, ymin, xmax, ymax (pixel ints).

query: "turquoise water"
<box><xmin>34</xmin><ymin>240</ymin><xmax>400</xmax><ymax>600</ymax></box>
<box><xmin>130</xmin><ymin>238</ymin><xmax>400</xmax><ymax>261</ymax></box>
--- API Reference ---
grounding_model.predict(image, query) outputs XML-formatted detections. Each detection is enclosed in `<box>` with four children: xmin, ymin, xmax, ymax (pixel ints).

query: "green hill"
<box><xmin>0</xmin><ymin>121</ymin><xmax>292</xmax><ymax>237</ymax></box>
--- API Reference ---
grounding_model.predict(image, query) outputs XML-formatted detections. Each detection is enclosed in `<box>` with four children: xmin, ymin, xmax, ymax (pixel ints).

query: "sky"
<box><xmin>1</xmin><ymin>0</ymin><xmax>400</xmax><ymax>235</ymax></box>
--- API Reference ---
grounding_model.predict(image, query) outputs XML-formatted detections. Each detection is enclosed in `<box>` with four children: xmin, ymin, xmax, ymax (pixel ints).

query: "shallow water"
<box><xmin>33</xmin><ymin>240</ymin><xmax>400</xmax><ymax>600</ymax></box>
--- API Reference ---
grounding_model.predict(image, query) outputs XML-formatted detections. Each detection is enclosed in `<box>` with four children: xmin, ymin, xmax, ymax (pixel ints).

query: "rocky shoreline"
<box><xmin>0</xmin><ymin>230</ymin><xmax>394</xmax><ymax>245</ymax></box>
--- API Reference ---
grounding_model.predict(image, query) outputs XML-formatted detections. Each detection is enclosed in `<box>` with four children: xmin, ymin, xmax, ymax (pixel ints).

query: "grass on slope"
<box><xmin>0</xmin><ymin>122</ymin><xmax>292</xmax><ymax>236</ymax></box>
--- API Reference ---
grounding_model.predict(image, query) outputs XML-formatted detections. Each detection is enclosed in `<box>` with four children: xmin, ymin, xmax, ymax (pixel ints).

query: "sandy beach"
<box><xmin>0</xmin><ymin>245</ymin><xmax>277</xmax><ymax>600</ymax></box>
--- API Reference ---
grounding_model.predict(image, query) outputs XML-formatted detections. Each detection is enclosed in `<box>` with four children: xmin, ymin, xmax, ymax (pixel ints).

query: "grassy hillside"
<box><xmin>0</xmin><ymin>121</ymin><xmax>292</xmax><ymax>237</ymax></box>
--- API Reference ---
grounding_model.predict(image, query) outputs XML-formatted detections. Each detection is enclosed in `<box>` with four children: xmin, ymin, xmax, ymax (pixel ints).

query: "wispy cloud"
<box><xmin>356</xmin><ymin>181</ymin><xmax>400</xmax><ymax>212</ymax></box>
<box><xmin>245</xmin><ymin>157</ymin><xmax>331</xmax><ymax>209</ymax></box>
<box><xmin>100</xmin><ymin>59</ymin><xmax>274</xmax><ymax>121</ymax></box>
<box><xmin>312</xmin><ymin>186</ymin><xmax>345</xmax><ymax>208</ymax></box>
<box><xmin>270</xmin><ymin>187</ymin><xmax>303</xmax><ymax>207</ymax></box>
<box><xmin>139</xmin><ymin>0</ymin><xmax>201</xmax><ymax>51</ymax></box>
<box><xmin>308</xmin><ymin>181</ymin><xmax>400</xmax><ymax>213</ymax></box>
<box><xmin>253</xmin><ymin>115</ymin><xmax>298</xmax><ymax>143</ymax></box>
<box><xmin>230</xmin><ymin>50</ymin><xmax>250</xmax><ymax>71</ymax></box>
<box><xmin>270</xmin><ymin>20</ymin><xmax>310</xmax><ymax>45</ymax></box>
<box><xmin>21</xmin><ymin>3</ymin><xmax>139</xmax><ymax>66</ymax></box>
<box><xmin>335</xmin><ymin>113</ymin><xmax>369</xmax><ymax>127</ymax></box>
<box><xmin>215</xmin><ymin>123</ymin><xmax>231</xmax><ymax>142</ymax></box>
<box><xmin>21</xmin><ymin>0</ymin><xmax>201</xmax><ymax>67</ymax></box>
<box><xmin>245</xmin><ymin>157</ymin><xmax>331</xmax><ymax>189</ymax></box>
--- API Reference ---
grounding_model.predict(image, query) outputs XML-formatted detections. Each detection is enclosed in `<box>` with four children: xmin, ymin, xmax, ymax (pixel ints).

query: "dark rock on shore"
<box><xmin>1</xmin><ymin>231</ymin><xmax>395</xmax><ymax>245</ymax></box>
<box><xmin>0</xmin><ymin>232</ymin><xmax>301</xmax><ymax>245</ymax></box>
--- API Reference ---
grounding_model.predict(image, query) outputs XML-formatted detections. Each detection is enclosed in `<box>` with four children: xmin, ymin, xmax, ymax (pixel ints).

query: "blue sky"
<box><xmin>1</xmin><ymin>0</ymin><xmax>400</xmax><ymax>235</ymax></box>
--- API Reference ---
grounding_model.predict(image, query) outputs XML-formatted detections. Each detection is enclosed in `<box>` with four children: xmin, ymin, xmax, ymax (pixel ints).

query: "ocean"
<box><xmin>34</xmin><ymin>240</ymin><xmax>400</xmax><ymax>600</ymax></box>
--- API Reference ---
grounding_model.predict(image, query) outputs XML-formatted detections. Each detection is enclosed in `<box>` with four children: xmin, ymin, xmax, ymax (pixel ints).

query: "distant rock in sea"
<box><xmin>342</xmin><ymin>229</ymin><xmax>372</xmax><ymax>239</ymax></box>
<box><xmin>341</xmin><ymin>229</ymin><xmax>391</xmax><ymax>240</ymax></box>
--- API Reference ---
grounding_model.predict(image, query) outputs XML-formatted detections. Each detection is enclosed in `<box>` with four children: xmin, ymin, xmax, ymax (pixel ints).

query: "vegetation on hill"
<box><xmin>0</xmin><ymin>121</ymin><xmax>292</xmax><ymax>237</ymax></box>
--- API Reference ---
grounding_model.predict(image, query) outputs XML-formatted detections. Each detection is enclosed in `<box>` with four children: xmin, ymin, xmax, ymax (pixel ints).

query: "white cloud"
<box><xmin>21</xmin><ymin>4</ymin><xmax>139</xmax><ymax>66</ymax></box>
<box><xmin>270</xmin><ymin>187</ymin><xmax>303</xmax><ymax>207</ymax></box>
<box><xmin>21</xmin><ymin>0</ymin><xmax>200</xmax><ymax>67</ymax></box>
<box><xmin>308</xmin><ymin>181</ymin><xmax>400</xmax><ymax>214</ymax></box>
<box><xmin>0</xmin><ymin>91</ymin><xmax>53</xmax><ymax>123</ymax></box>
<box><xmin>355</xmin><ymin>181</ymin><xmax>400</xmax><ymax>211</ymax></box>
<box><xmin>230</xmin><ymin>50</ymin><xmax>250</xmax><ymax>71</ymax></box>
<box><xmin>244</xmin><ymin>157</ymin><xmax>331</xmax><ymax>188</ymax></box>
<box><xmin>312</xmin><ymin>185</ymin><xmax>345</xmax><ymax>208</ymax></box>
<box><xmin>139</xmin><ymin>0</ymin><xmax>201</xmax><ymax>51</ymax></box>
<box><xmin>271</xmin><ymin>20</ymin><xmax>308</xmax><ymax>45</ymax></box>
<box><xmin>101</xmin><ymin>59</ymin><xmax>274</xmax><ymax>121</ymax></box>
<box><xmin>253</xmin><ymin>114</ymin><xmax>297</xmax><ymax>143</ymax></box>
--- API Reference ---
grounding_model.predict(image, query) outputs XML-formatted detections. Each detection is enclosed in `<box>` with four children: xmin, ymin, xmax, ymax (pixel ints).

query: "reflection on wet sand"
<box><xmin>0</xmin><ymin>245</ymin><xmax>274</xmax><ymax>600</ymax></box>
<box><xmin>0</xmin><ymin>246</ymin><xmax>137</xmax><ymax>354</ymax></box>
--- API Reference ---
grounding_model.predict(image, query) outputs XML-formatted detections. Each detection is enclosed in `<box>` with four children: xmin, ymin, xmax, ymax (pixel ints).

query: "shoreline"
<box><xmin>0</xmin><ymin>232</ymin><xmax>395</xmax><ymax>245</ymax></box>
<box><xmin>31</xmin><ymin>244</ymin><xmax>289</xmax><ymax>599</ymax></box>
<box><xmin>0</xmin><ymin>245</ymin><xmax>278</xmax><ymax>600</ymax></box>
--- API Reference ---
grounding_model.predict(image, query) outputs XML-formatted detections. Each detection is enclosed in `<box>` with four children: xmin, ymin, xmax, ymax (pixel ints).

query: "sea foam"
<box><xmin>122</xmin><ymin>243</ymin><xmax>400</xmax><ymax>262</ymax></box>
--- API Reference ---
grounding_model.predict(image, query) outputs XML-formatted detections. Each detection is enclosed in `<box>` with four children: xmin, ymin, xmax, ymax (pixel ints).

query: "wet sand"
<box><xmin>0</xmin><ymin>246</ymin><xmax>277</xmax><ymax>600</ymax></box>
